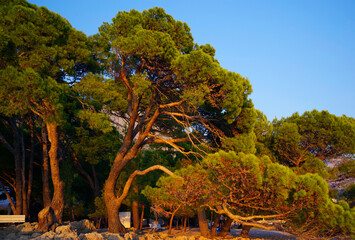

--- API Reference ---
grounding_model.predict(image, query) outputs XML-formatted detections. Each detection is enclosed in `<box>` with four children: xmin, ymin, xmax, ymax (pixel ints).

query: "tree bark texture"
<box><xmin>132</xmin><ymin>200</ymin><xmax>140</xmax><ymax>229</ymax></box>
<box><xmin>106</xmin><ymin>200</ymin><xmax>126</xmax><ymax>233</ymax></box>
<box><xmin>46</xmin><ymin>123</ymin><xmax>65</xmax><ymax>224</ymax></box>
<box><xmin>197</xmin><ymin>207</ymin><xmax>211</xmax><ymax>238</ymax></box>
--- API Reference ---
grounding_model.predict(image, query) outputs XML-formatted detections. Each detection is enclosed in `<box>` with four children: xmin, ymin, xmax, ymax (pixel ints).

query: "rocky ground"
<box><xmin>0</xmin><ymin>219</ymin><xmax>299</xmax><ymax>240</ymax></box>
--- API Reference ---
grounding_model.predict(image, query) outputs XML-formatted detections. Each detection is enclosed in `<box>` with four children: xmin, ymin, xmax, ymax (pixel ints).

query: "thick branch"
<box><xmin>159</xmin><ymin>100</ymin><xmax>184</xmax><ymax>109</ymax></box>
<box><xmin>146</xmin><ymin>134</ymin><xmax>193</xmax><ymax>156</ymax></box>
<box><xmin>147</xmin><ymin>137</ymin><xmax>190</xmax><ymax>144</ymax></box>
<box><xmin>219</xmin><ymin>203</ymin><xmax>278</xmax><ymax>230</ymax></box>
<box><xmin>118</xmin><ymin>165</ymin><xmax>181</xmax><ymax>202</ymax></box>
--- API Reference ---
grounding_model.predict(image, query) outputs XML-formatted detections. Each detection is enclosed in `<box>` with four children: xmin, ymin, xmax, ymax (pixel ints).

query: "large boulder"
<box><xmin>38</xmin><ymin>206</ymin><xmax>56</xmax><ymax>232</ymax></box>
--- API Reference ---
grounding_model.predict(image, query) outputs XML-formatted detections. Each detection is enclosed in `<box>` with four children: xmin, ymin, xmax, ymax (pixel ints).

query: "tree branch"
<box><xmin>118</xmin><ymin>165</ymin><xmax>181</xmax><ymax>202</ymax></box>
<box><xmin>218</xmin><ymin>203</ymin><xmax>279</xmax><ymax>230</ymax></box>
<box><xmin>159</xmin><ymin>100</ymin><xmax>184</xmax><ymax>109</ymax></box>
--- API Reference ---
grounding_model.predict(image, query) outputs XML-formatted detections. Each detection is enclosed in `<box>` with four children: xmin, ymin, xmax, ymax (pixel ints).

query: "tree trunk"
<box><xmin>91</xmin><ymin>164</ymin><xmax>100</xmax><ymax>198</ymax></box>
<box><xmin>41</xmin><ymin>124</ymin><xmax>51</xmax><ymax>208</ymax></box>
<box><xmin>46</xmin><ymin>123</ymin><xmax>65</xmax><ymax>224</ymax></box>
<box><xmin>211</xmin><ymin>214</ymin><xmax>220</xmax><ymax>237</ymax></box>
<box><xmin>20</xmin><ymin>125</ymin><xmax>28</xmax><ymax>217</ymax></box>
<box><xmin>104</xmin><ymin>144</ymin><xmax>139</xmax><ymax>233</ymax></box>
<box><xmin>26</xmin><ymin>119</ymin><xmax>35</xmax><ymax>214</ymax></box>
<box><xmin>218</xmin><ymin>217</ymin><xmax>233</xmax><ymax>237</ymax></box>
<box><xmin>197</xmin><ymin>207</ymin><xmax>210</xmax><ymax>238</ymax></box>
<box><xmin>183</xmin><ymin>217</ymin><xmax>187</xmax><ymax>232</ymax></box>
<box><xmin>139</xmin><ymin>205</ymin><xmax>145</xmax><ymax>230</ymax></box>
<box><xmin>14</xmin><ymin>151</ymin><xmax>23</xmax><ymax>215</ymax></box>
<box><xmin>132</xmin><ymin>200</ymin><xmax>140</xmax><ymax>229</ymax></box>
<box><xmin>106</xmin><ymin>200</ymin><xmax>126</xmax><ymax>233</ymax></box>
<box><xmin>168</xmin><ymin>206</ymin><xmax>181</xmax><ymax>234</ymax></box>
<box><xmin>241</xmin><ymin>225</ymin><xmax>252</xmax><ymax>238</ymax></box>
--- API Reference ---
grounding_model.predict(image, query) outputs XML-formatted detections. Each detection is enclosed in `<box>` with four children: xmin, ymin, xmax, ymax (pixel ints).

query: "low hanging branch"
<box><xmin>117</xmin><ymin>165</ymin><xmax>182</xmax><ymax>202</ymax></box>
<box><xmin>218</xmin><ymin>203</ymin><xmax>279</xmax><ymax>231</ymax></box>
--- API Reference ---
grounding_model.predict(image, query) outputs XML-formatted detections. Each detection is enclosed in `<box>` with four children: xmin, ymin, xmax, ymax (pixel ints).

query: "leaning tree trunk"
<box><xmin>168</xmin><ymin>205</ymin><xmax>181</xmax><ymax>234</ymax></box>
<box><xmin>197</xmin><ymin>207</ymin><xmax>211</xmax><ymax>238</ymax></box>
<box><xmin>218</xmin><ymin>217</ymin><xmax>233</xmax><ymax>237</ymax></box>
<box><xmin>139</xmin><ymin>205</ymin><xmax>145</xmax><ymax>230</ymax></box>
<box><xmin>46</xmin><ymin>123</ymin><xmax>64</xmax><ymax>224</ymax></box>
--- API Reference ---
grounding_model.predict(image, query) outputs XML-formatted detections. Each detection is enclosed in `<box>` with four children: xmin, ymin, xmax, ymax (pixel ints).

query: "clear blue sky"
<box><xmin>28</xmin><ymin>0</ymin><xmax>355</xmax><ymax>120</ymax></box>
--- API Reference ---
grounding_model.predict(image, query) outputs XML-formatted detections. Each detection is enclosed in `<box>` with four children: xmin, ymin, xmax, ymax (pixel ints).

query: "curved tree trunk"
<box><xmin>104</xmin><ymin>154</ymin><xmax>129</xmax><ymax>233</ymax></box>
<box><xmin>106</xmin><ymin>198</ymin><xmax>126</xmax><ymax>233</ymax></box>
<box><xmin>46</xmin><ymin>123</ymin><xmax>64</xmax><ymax>224</ymax></box>
<box><xmin>168</xmin><ymin>205</ymin><xmax>181</xmax><ymax>234</ymax></box>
